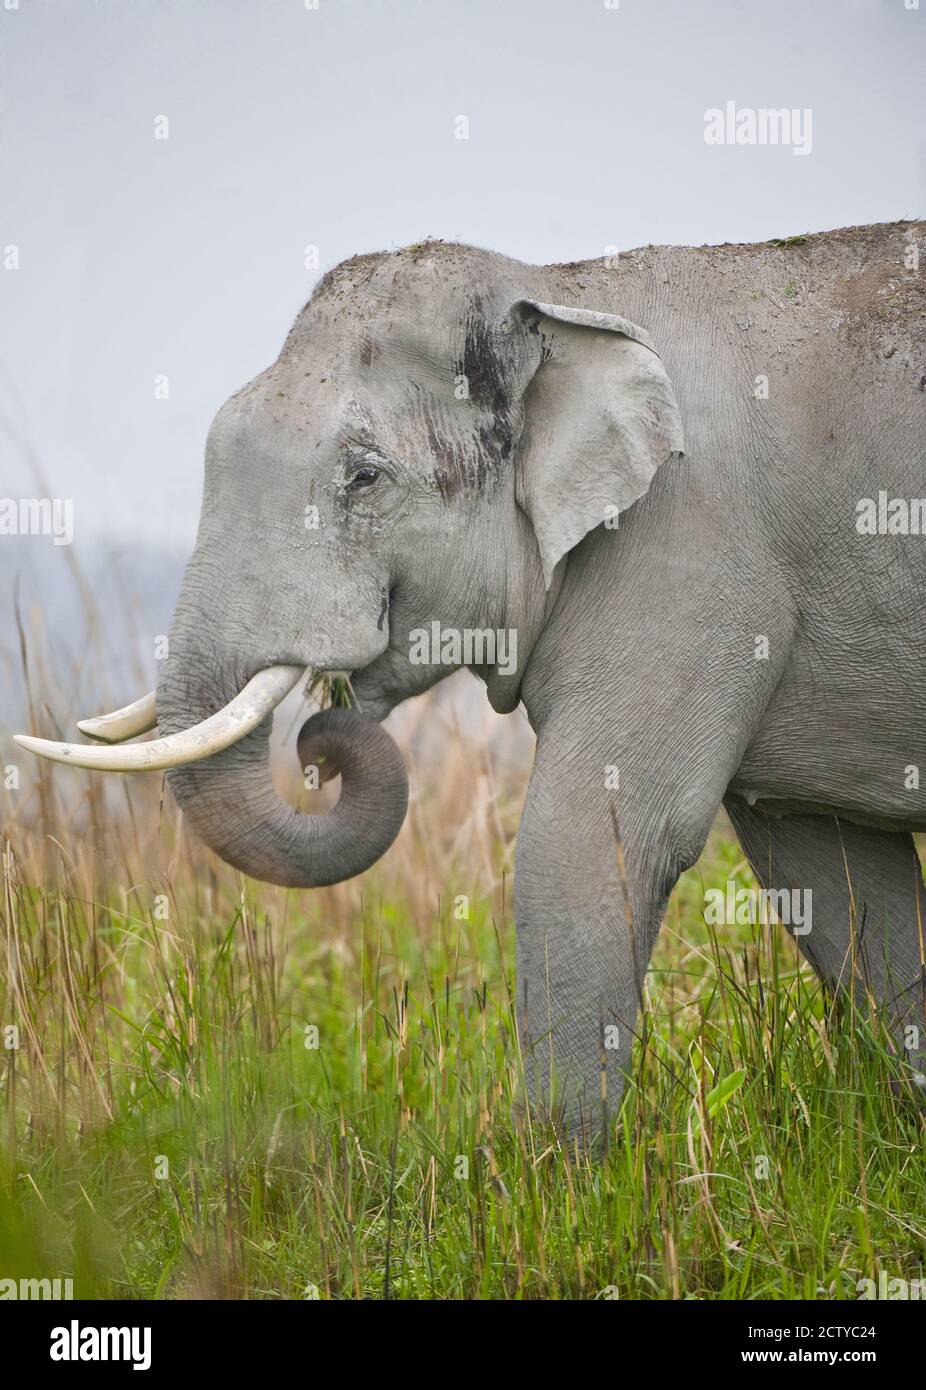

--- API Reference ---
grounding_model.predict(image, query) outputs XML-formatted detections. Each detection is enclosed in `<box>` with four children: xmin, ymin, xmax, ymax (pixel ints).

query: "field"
<box><xmin>1</xmin><ymin>604</ymin><xmax>925</xmax><ymax>1301</ymax></box>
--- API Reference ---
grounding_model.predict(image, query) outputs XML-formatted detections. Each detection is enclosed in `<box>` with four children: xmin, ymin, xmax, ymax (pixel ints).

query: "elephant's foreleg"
<box><xmin>514</xmin><ymin>726</ymin><xmax>728</xmax><ymax>1143</ymax></box>
<box><xmin>725</xmin><ymin>797</ymin><xmax>926</xmax><ymax>1085</ymax></box>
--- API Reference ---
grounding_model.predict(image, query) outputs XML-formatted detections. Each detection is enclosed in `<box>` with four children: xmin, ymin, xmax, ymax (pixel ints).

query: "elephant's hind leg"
<box><xmin>725</xmin><ymin>797</ymin><xmax>926</xmax><ymax>1087</ymax></box>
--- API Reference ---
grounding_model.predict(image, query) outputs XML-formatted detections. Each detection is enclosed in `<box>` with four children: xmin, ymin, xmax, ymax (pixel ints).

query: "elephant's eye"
<box><xmin>347</xmin><ymin>464</ymin><xmax>379</xmax><ymax>490</ymax></box>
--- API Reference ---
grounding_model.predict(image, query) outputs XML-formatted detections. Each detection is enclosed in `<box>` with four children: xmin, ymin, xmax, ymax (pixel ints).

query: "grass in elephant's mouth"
<box><xmin>308</xmin><ymin>671</ymin><xmax>355</xmax><ymax>709</ymax></box>
<box><xmin>1</xmin><ymin>759</ymin><xmax>924</xmax><ymax>1302</ymax></box>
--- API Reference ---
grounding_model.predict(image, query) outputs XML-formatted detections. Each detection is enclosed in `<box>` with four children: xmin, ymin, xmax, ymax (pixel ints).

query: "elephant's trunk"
<box><xmin>16</xmin><ymin>584</ymin><xmax>409</xmax><ymax>886</ymax></box>
<box><xmin>161</xmin><ymin>701</ymin><xmax>407</xmax><ymax>888</ymax></box>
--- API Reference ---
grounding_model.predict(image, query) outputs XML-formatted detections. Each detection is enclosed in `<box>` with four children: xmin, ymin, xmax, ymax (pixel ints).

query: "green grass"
<box><xmin>2</xmin><ymin>819</ymin><xmax>924</xmax><ymax>1300</ymax></box>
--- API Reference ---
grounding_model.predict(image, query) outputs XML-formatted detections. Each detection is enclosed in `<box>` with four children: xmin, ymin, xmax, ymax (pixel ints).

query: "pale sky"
<box><xmin>1</xmin><ymin>0</ymin><xmax>924</xmax><ymax>551</ymax></box>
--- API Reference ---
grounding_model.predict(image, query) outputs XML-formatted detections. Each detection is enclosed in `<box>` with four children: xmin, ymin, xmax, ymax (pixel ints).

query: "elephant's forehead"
<box><xmin>285</xmin><ymin>255</ymin><xmax>520</xmax><ymax>384</ymax></box>
<box><xmin>222</xmin><ymin>357</ymin><xmax>447</xmax><ymax>440</ymax></box>
<box><xmin>211</xmin><ymin>250</ymin><xmax>522</xmax><ymax>481</ymax></box>
<box><xmin>224</xmin><ymin>323</ymin><xmax>487</xmax><ymax>451</ymax></box>
<box><xmin>211</xmin><ymin>357</ymin><xmax>462</xmax><ymax>481</ymax></box>
<box><xmin>282</xmin><ymin>305</ymin><xmax>463</xmax><ymax>389</ymax></box>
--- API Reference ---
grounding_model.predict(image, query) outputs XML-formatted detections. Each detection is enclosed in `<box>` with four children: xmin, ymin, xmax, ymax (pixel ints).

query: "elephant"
<box><xmin>17</xmin><ymin>220</ymin><xmax>926</xmax><ymax>1138</ymax></box>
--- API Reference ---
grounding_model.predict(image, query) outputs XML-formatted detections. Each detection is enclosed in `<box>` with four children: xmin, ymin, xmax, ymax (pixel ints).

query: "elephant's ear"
<box><xmin>508</xmin><ymin>299</ymin><xmax>685</xmax><ymax>590</ymax></box>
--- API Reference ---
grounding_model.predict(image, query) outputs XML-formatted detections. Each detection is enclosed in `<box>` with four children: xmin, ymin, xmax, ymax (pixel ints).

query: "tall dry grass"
<box><xmin>2</xmin><ymin>553</ymin><xmax>531</xmax><ymax>1139</ymax></box>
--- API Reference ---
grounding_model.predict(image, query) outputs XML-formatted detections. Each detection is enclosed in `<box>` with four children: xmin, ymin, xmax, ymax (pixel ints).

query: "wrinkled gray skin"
<box><xmin>158</xmin><ymin>222</ymin><xmax>926</xmax><ymax>1137</ymax></box>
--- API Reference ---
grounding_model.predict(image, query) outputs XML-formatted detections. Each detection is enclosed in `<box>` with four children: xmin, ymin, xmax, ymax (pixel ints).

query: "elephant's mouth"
<box><xmin>15</xmin><ymin>663</ymin><xmax>410</xmax><ymax>889</ymax></box>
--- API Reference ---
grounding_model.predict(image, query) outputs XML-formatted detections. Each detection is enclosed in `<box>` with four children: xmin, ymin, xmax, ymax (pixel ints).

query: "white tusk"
<box><xmin>14</xmin><ymin>665</ymin><xmax>306</xmax><ymax>773</ymax></box>
<box><xmin>77</xmin><ymin>691</ymin><xmax>158</xmax><ymax>743</ymax></box>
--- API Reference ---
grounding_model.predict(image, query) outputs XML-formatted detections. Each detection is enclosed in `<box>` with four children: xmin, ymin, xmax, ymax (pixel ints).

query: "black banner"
<box><xmin>4</xmin><ymin>1298</ymin><xmax>917</xmax><ymax>1376</ymax></box>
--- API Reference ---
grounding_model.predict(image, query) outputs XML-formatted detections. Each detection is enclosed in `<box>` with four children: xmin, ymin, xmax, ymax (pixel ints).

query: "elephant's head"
<box><xmin>18</xmin><ymin>242</ymin><xmax>683</xmax><ymax>887</ymax></box>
